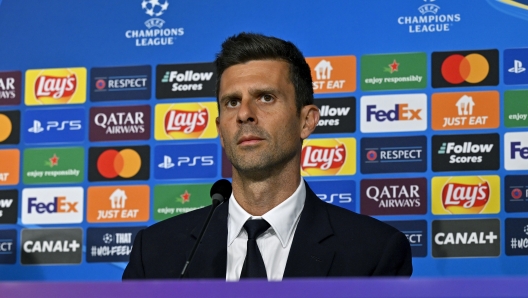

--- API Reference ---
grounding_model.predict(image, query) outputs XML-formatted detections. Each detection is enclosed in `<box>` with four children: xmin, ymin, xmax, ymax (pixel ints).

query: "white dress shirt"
<box><xmin>226</xmin><ymin>180</ymin><xmax>306</xmax><ymax>281</ymax></box>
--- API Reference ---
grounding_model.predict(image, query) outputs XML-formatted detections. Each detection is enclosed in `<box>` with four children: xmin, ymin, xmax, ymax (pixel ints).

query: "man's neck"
<box><xmin>231</xmin><ymin>161</ymin><xmax>301</xmax><ymax>216</ymax></box>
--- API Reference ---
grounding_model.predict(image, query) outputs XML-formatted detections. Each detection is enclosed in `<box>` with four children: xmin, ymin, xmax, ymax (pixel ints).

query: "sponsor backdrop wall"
<box><xmin>1</xmin><ymin>0</ymin><xmax>528</xmax><ymax>281</ymax></box>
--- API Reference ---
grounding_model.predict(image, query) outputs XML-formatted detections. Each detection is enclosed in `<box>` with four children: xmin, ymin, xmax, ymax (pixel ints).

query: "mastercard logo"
<box><xmin>432</xmin><ymin>50</ymin><xmax>498</xmax><ymax>88</ymax></box>
<box><xmin>88</xmin><ymin>145</ymin><xmax>150</xmax><ymax>182</ymax></box>
<box><xmin>0</xmin><ymin>114</ymin><xmax>12</xmax><ymax>142</ymax></box>
<box><xmin>97</xmin><ymin>149</ymin><xmax>141</xmax><ymax>178</ymax></box>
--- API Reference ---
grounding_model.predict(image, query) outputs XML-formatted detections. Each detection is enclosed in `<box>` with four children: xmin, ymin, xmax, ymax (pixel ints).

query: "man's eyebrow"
<box><xmin>219</xmin><ymin>91</ymin><xmax>241</xmax><ymax>104</ymax></box>
<box><xmin>248</xmin><ymin>87</ymin><xmax>282</xmax><ymax>96</ymax></box>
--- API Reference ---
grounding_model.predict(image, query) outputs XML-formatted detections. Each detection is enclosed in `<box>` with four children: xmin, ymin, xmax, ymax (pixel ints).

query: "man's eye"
<box><xmin>260</xmin><ymin>94</ymin><xmax>274</xmax><ymax>102</ymax></box>
<box><xmin>227</xmin><ymin>99</ymin><xmax>239</xmax><ymax>107</ymax></box>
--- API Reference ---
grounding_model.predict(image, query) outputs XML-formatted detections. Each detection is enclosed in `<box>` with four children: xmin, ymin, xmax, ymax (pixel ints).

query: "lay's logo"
<box><xmin>432</xmin><ymin>175</ymin><xmax>500</xmax><ymax>215</ymax></box>
<box><xmin>155</xmin><ymin>102</ymin><xmax>218</xmax><ymax>140</ymax></box>
<box><xmin>301</xmin><ymin>138</ymin><xmax>356</xmax><ymax>176</ymax></box>
<box><xmin>25</xmin><ymin>68</ymin><xmax>86</xmax><ymax>105</ymax></box>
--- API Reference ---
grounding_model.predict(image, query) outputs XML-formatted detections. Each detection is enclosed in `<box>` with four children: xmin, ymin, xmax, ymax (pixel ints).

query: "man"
<box><xmin>123</xmin><ymin>33</ymin><xmax>412</xmax><ymax>280</ymax></box>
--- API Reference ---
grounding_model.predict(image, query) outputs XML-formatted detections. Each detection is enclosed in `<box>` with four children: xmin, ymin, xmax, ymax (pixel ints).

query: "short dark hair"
<box><xmin>214</xmin><ymin>32</ymin><xmax>314</xmax><ymax>113</ymax></box>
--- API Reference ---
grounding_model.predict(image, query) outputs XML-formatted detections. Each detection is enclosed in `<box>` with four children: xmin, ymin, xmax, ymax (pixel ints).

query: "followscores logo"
<box><xmin>432</xmin><ymin>133</ymin><xmax>500</xmax><ymax>172</ymax></box>
<box><xmin>314</xmin><ymin>97</ymin><xmax>355</xmax><ymax>134</ymax></box>
<box><xmin>21</xmin><ymin>187</ymin><xmax>84</xmax><ymax>224</ymax></box>
<box><xmin>360</xmin><ymin>93</ymin><xmax>427</xmax><ymax>133</ymax></box>
<box><xmin>156</xmin><ymin>63</ymin><xmax>216</xmax><ymax>99</ymax></box>
<box><xmin>155</xmin><ymin>144</ymin><xmax>217</xmax><ymax>179</ymax></box>
<box><xmin>0</xmin><ymin>189</ymin><xmax>18</xmax><ymax>224</ymax></box>
<box><xmin>23</xmin><ymin>108</ymin><xmax>84</xmax><ymax>144</ymax></box>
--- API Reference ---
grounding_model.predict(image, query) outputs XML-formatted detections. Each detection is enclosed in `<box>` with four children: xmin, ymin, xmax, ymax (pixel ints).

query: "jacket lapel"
<box><xmin>283</xmin><ymin>183</ymin><xmax>335</xmax><ymax>278</ymax></box>
<box><xmin>185</xmin><ymin>201</ymin><xmax>228</xmax><ymax>279</ymax></box>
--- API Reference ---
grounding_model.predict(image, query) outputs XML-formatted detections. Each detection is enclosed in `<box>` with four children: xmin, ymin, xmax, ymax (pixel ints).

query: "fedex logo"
<box><xmin>505</xmin><ymin>132</ymin><xmax>528</xmax><ymax>170</ymax></box>
<box><xmin>27</xmin><ymin>197</ymin><xmax>78</xmax><ymax>214</ymax></box>
<box><xmin>22</xmin><ymin>187</ymin><xmax>83</xmax><ymax>224</ymax></box>
<box><xmin>361</xmin><ymin>94</ymin><xmax>427</xmax><ymax>133</ymax></box>
<box><xmin>366</xmin><ymin>104</ymin><xmax>422</xmax><ymax>122</ymax></box>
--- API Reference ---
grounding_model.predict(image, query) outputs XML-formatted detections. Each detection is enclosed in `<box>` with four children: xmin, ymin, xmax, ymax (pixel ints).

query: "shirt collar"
<box><xmin>227</xmin><ymin>180</ymin><xmax>306</xmax><ymax>248</ymax></box>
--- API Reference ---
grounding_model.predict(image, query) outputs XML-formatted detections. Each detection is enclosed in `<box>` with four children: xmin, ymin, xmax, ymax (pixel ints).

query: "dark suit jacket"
<box><xmin>122</xmin><ymin>183</ymin><xmax>412</xmax><ymax>279</ymax></box>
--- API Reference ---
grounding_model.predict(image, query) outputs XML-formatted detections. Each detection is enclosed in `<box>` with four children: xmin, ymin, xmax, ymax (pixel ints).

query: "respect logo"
<box><xmin>432</xmin><ymin>49</ymin><xmax>499</xmax><ymax>88</ymax></box>
<box><xmin>155</xmin><ymin>102</ymin><xmax>218</xmax><ymax>140</ymax></box>
<box><xmin>301</xmin><ymin>138</ymin><xmax>356</xmax><ymax>176</ymax></box>
<box><xmin>87</xmin><ymin>185</ymin><xmax>149</xmax><ymax>223</ymax></box>
<box><xmin>305</xmin><ymin>56</ymin><xmax>356</xmax><ymax>94</ymax></box>
<box><xmin>25</xmin><ymin>68</ymin><xmax>87</xmax><ymax>105</ymax></box>
<box><xmin>431</xmin><ymin>176</ymin><xmax>500</xmax><ymax>215</ymax></box>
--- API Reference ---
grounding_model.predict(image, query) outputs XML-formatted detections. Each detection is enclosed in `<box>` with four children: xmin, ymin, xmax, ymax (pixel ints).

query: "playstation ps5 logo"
<box><xmin>28</xmin><ymin>120</ymin><xmax>82</xmax><ymax>134</ymax></box>
<box><xmin>509</xmin><ymin>60</ymin><xmax>526</xmax><ymax>74</ymax></box>
<box><xmin>158</xmin><ymin>155</ymin><xmax>175</xmax><ymax>169</ymax></box>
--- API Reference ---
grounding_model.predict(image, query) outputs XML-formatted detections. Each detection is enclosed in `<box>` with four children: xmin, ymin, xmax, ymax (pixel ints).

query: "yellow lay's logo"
<box><xmin>155</xmin><ymin>102</ymin><xmax>218</xmax><ymax>140</ymax></box>
<box><xmin>301</xmin><ymin>138</ymin><xmax>356</xmax><ymax>176</ymax></box>
<box><xmin>25</xmin><ymin>68</ymin><xmax>86</xmax><ymax>105</ymax></box>
<box><xmin>432</xmin><ymin>175</ymin><xmax>500</xmax><ymax>215</ymax></box>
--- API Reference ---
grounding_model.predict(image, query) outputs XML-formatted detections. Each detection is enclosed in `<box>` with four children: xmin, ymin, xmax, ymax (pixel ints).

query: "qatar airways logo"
<box><xmin>301</xmin><ymin>138</ymin><xmax>356</xmax><ymax>176</ymax></box>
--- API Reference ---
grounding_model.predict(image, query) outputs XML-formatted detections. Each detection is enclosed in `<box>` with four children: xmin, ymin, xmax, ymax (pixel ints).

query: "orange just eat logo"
<box><xmin>0</xmin><ymin>149</ymin><xmax>19</xmax><ymax>185</ymax></box>
<box><xmin>87</xmin><ymin>185</ymin><xmax>149</xmax><ymax>223</ymax></box>
<box><xmin>25</xmin><ymin>68</ymin><xmax>87</xmax><ymax>105</ymax></box>
<box><xmin>431</xmin><ymin>91</ymin><xmax>499</xmax><ymax>130</ymax></box>
<box><xmin>301</xmin><ymin>138</ymin><xmax>356</xmax><ymax>176</ymax></box>
<box><xmin>155</xmin><ymin>102</ymin><xmax>218</xmax><ymax>140</ymax></box>
<box><xmin>305</xmin><ymin>56</ymin><xmax>356</xmax><ymax>94</ymax></box>
<box><xmin>432</xmin><ymin>175</ymin><xmax>500</xmax><ymax>215</ymax></box>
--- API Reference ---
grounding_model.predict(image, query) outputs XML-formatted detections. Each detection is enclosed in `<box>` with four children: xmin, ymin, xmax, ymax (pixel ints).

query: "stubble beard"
<box><xmin>225</xmin><ymin>126</ymin><xmax>299</xmax><ymax>180</ymax></box>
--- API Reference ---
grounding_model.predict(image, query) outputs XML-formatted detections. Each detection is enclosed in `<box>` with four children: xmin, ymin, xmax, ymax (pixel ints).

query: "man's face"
<box><xmin>216</xmin><ymin>60</ymin><xmax>314</xmax><ymax>176</ymax></box>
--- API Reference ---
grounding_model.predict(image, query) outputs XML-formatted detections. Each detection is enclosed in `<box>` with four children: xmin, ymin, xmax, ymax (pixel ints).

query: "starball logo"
<box><xmin>397</xmin><ymin>0</ymin><xmax>462</xmax><ymax>33</ymax></box>
<box><xmin>25</xmin><ymin>68</ymin><xmax>87</xmax><ymax>105</ymax></box>
<box><xmin>300</xmin><ymin>138</ymin><xmax>356</xmax><ymax>176</ymax></box>
<box><xmin>431</xmin><ymin>176</ymin><xmax>500</xmax><ymax>215</ymax></box>
<box><xmin>155</xmin><ymin>102</ymin><xmax>218</xmax><ymax>140</ymax></box>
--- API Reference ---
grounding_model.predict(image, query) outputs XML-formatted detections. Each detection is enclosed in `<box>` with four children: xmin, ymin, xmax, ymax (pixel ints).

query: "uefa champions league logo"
<box><xmin>142</xmin><ymin>0</ymin><xmax>169</xmax><ymax>28</ymax></box>
<box><xmin>141</xmin><ymin>0</ymin><xmax>169</xmax><ymax>17</ymax></box>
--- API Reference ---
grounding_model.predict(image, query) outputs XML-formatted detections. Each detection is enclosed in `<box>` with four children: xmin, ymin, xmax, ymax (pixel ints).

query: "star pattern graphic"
<box><xmin>389</xmin><ymin>60</ymin><xmax>399</xmax><ymax>73</ymax></box>
<box><xmin>46</xmin><ymin>154</ymin><xmax>59</xmax><ymax>167</ymax></box>
<box><xmin>179</xmin><ymin>190</ymin><xmax>191</xmax><ymax>204</ymax></box>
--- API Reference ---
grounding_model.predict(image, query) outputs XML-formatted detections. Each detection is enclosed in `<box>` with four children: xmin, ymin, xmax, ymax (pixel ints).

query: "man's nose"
<box><xmin>236</xmin><ymin>98</ymin><xmax>257</xmax><ymax>124</ymax></box>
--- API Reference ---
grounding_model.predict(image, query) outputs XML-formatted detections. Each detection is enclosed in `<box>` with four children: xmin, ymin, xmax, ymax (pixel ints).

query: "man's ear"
<box><xmin>216</xmin><ymin>116</ymin><xmax>225</xmax><ymax>148</ymax></box>
<box><xmin>300</xmin><ymin>104</ymin><xmax>320</xmax><ymax>140</ymax></box>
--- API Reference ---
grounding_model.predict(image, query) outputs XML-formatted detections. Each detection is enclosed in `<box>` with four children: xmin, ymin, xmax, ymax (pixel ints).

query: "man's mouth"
<box><xmin>237</xmin><ymin>135</ymin><xmax>264</xmax><ymax>146</ymax></box>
